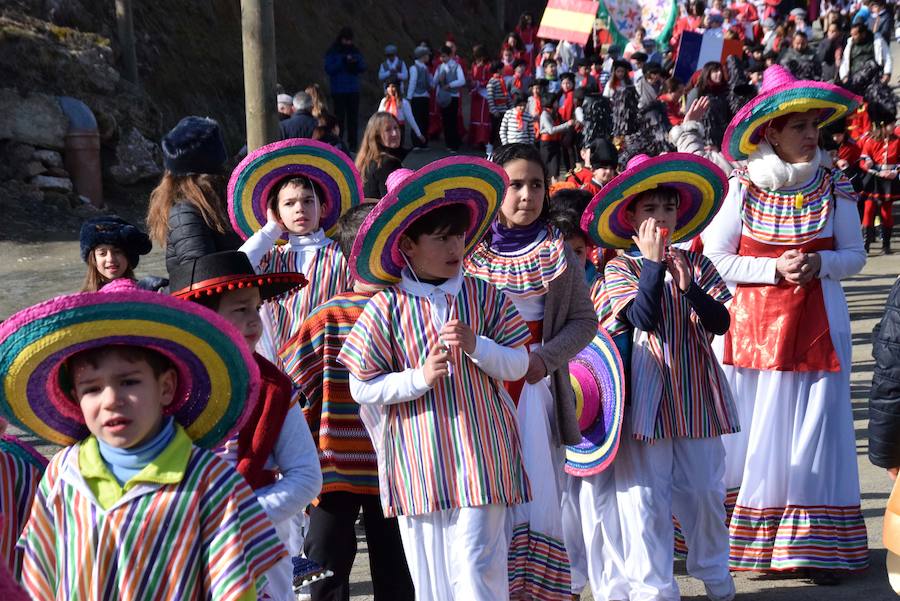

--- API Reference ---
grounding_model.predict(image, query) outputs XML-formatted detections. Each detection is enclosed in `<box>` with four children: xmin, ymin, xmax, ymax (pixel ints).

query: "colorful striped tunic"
<box><xmin>258</xmin><ymin>240</ymin><xmax>353</xmax><ymax>363</ymax></box>
<box><xmin>736</xmin><ymin>167</ymin><xmax>849</xmax><ymax>245</ymax></box>
<box><xmin>0</xmin><ymin>436</ymin><xmax>46</xmax><ymax>576</ymax></box>
<box><xmin>338</xmin><ymin>276</ymin><xmax>532</xmax><ymax>518</ymax></box>
<box><xmin>281</xmin><ymin>292</ymin><xmax>380</xmax><ymax>497</ymax></box>
<box><xmin>603</xmin><ymin>252</ymin><xmax>738</xmax><ymax>441</ymax></box>
<box><xmin>18</xmin><ymin>440</ymin><xmax>286</xmax><ymax>600</ymax></box>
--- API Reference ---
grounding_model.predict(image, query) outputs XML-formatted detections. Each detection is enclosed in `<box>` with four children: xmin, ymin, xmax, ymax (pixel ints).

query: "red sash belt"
<box><xmin>724</xmin><ymin>236</ymin><xmax>840</xmax><ymax>372</ymax></box>
<box><xmin>505</xmin><ymin>320</ymin><xmax>543</xmax><ymax>404</ymax></box>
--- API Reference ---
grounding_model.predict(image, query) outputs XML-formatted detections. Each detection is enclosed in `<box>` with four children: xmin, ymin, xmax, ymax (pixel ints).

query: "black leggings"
<box><xmin>410</xmin><ymin>97</ymin><xmax>430</xmax><ymax>147</ymax></box>
<box><xmin>332</xmin><ymin>92</ymin><xmax>360</xmax><ymax>150</ymax></box>
<box><xmin>305</xmin><ymin>492</ymin><xmax>414</xmax><ymax>601</ymax></box>
<box><xmin>540</xmin><ymin>139</ymin><xmax>562</xmax><ymax>179</ymax></box>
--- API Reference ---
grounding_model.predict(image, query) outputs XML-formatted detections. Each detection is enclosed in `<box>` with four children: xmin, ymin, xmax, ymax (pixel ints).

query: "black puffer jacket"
<box><xmin>165</xmin><ymin>201</ymin><xmax>242</xmax><ymax>274</ymax></box>
<box><xmin>868</xmin><ymin>277</ymin><xmax>900</xmax><ymax>469</ymax></box>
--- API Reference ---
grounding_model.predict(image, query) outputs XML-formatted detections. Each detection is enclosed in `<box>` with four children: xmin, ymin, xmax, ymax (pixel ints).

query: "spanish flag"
<box><xmin>537</xmin><ymin>0</ymin><xmax>600</xmax><ymax>46</ymax></box>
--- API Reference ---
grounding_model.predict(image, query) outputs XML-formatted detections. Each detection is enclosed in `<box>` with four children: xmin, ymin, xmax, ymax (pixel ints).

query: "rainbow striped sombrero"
<box><xmin>0</xmin><ymin>289</ymin><xmax>260</xmax><ymax>449</ymax></box>
<box><xmin>722</xmin><ymin>64</ymin><xmax>862</xmax><ymax>162</ymax></box>
<box><xmin>565</xmin><ymin>329</ymin><xmax>625</xmax><ymax>477</ymax></box>
<box><xmin>350</xmin><ymin>156</ymin><xmax>507</xmax><ymax>287</ymax></box>
<box><xmin>227</xmin><ymin>139</ymin><xmax>362</xmax><ymax>240</ymax></box>
<box><xmin>581</xmin><ymin>153</ymin><xmax>728</xmax><ymax>249</ymax></box>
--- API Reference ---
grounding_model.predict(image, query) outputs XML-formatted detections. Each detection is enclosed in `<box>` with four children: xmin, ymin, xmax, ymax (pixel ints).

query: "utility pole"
<box><xmin>115</xmin><ymin>0</ymin><xmax>138</xmax><ymax>85</ymax></box>
<box><xmin>240</xmin><ymin>0</ymin><xmax>279</xmax><ymax>152</ymax></box>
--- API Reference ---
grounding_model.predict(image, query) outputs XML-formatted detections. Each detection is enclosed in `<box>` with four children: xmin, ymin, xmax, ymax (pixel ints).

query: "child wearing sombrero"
<box><xmin>169</xmin><ymin>251</ymin><xmax>325</xmax><ymax>600</ymax></box>
<box><xmin>228</xmin><ymin>139</ymin><xmax>361</xmax><ymax>369</ymax></box>
<box><xmin>582</xmin><ymin>152</ymin><xmax>738</xmax><ymax>601</ymax></box>
<box><xmin>280</xmin><ymin>205</ymin><xmax>416</xmax><ymax>600</ymax></box>
<box><xmin>337</xmin><ymin>157</ymin><xmax>532</xmax><ymax>601</ymax></box>
<box><xmin>0</xmin><ymin>289</ymin><xmax>287</xmax><ymax>600</ymax></box>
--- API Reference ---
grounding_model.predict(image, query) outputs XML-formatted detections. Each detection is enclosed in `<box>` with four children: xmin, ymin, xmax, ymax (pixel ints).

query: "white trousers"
<box><xmin>397</xmin><ymin>505</ymin><xmax>510</xmax><ymax>601</ymax></box>
<box><xmin>615</xmin><ymin>421</ymin><xmax>735</xmax><ymax>601</ymax></box>
<box><xmin>561</xmin><ymin>469</ymin><xmax>629</xmax><ymax>600</ymax></box>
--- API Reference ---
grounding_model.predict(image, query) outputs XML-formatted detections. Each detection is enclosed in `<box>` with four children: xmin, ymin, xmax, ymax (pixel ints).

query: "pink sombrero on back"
<box><xmin>227</xmin><ymin>139</ymin><xmax>363</xmax><ymax>240</ymax></box>
<box><xmin>581</xmin><ymin>153</ymin><xmax>728</xmax><ymax>250</ymax></box>
<box><xmin>350</xmin><ymin>156</ymin><xmax>507</xmax><ymax>287</ymax></box>
<box><xmin>722</xmin><ymin>64</ymin><xmax>862</xmax><ymax>162</ymax></box>
<box><xmin>565</xmin><ymin>329</ymin><xmax>625</xmax><ymax>477</ymax></box>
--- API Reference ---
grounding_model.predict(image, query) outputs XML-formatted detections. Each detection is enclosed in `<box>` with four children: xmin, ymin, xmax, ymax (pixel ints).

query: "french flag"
<box><xmin>673</xmin><ymin>30</ymin><xmax>743</xmax><ymax>84</ymax></box>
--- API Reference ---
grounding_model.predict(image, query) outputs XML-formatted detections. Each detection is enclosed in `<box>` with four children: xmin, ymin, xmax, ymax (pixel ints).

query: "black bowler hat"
<box><xmin>169</xmin><ymin>251</ymin><xmax>307</xmax><ymax>302</ymax></box>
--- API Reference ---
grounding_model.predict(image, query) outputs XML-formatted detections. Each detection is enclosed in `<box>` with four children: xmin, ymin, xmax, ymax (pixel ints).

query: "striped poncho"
<box><xmin>0</xmin><ymin>436</ymin><xmax>46</xmax><ymax>576</ymax></box>
<box><xmin>18</xmin><ymin>436</ymin><xmax>286</xmax><ymax>600</ymax></box>
<box><xmin>603</xmin><ymin>252</ymin><xmax>738</xmax><ymax>441</ymax></box>
<box><xmin>282</xmin><ymin>292</ymin><xmax>380</xmax><ymax>497</ymax></box>
<box><xmin>338</xmin><ymin>275</ymin><xmax>532</xmax><ymax>517</ymax></box>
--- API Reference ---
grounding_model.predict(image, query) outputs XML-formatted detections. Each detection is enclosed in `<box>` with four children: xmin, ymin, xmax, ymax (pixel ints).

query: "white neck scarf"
<box><xmin>746</xmin><ymin>140</ymin><xmax>825</xmax><ymax>191</ymax></box>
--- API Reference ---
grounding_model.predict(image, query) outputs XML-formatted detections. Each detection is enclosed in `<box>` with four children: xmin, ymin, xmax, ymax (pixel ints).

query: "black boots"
<box><xmin>884</xmin><ymin>227</ymin><xmax>894</xmax><ymax>255</ymax></box>
<box><xmin>865</xmin><ymin>227</ymin><xmax>877</xmax><ymax>253</ymax></box>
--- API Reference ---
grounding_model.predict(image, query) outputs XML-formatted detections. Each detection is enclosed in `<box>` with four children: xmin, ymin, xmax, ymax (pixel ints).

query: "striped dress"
<box><xmin>281</xmin><ymin>292</ymin><xmax>379</xmax><ymax>496</ymax></box>
<box><xmin>603</xmin><ymin>252</ymin><xmax>738</xmax><ymax>441</ymax></box>
<box><xmin>18</xmin><ymin>439</ymin><xmax>286</xmax><ymax>600</ymax></box>
<box><xmin>0</xmin><ymin>436</ymin><xmax>46</xmax><ymax>576</ymax></box>
<box><xmin>258</xmin><ymin>239</ymin><xmax>353</xmax><ymax>365</ymax></box>
<box><xmin>337</xmin><ymin>276</ymin><xmax>532</xmax><ymax>518</ymax></box>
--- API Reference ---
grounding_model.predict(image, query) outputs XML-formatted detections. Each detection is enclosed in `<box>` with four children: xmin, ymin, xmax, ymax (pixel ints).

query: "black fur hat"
<box><xmin>80</xmin><ymin>216</ymin><xmax>152</xmax><ymax>268</ymax></box>
<box><xmin>161</xmin><ymin>116</ymin><xmax>228</xmax><ymax>176</ymax></box>
<box><xmin>865</xmin><ymin>82</ymin><xmax>898</xmax><ymax>125</ymax></box>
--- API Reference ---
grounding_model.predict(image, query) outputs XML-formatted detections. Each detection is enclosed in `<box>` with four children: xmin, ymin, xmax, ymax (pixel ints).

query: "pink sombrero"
<box><xmin>581</xmin><ymin>153</ymin><xmax>728</xmax><ymax>249</ymax></box>
<box><xmin>227</xmin><ymin>139</ymin><xmax>363</xmax><ymax>240</ymax></box>
<box><xmin>350</xmin><ymin>156</ymin><xmax>507</xmax><ymax>287</ymax></box>
<box><xmin>565</xmin><ymin>329</ymin><xmax>625</xmax><ymax>477</ymax></box>
<box><xmin>722</xmin><ymin>64</ymin><xmax>862</xmax><ymax>162</ymax></box>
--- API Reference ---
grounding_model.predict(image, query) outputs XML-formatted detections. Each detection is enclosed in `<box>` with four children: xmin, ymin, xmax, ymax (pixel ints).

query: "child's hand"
<box><xmin>631</xmin><ymin>218</ymin><xmax>666</xmax><ymax>263</ymax></box>
<box><xmin>525</xmin><ymin>352</ymin><xmax>547</xmax><ymax>384</ymax></box>
<box><xmin>667</xmin><ymin>247</ymin><xmax>692</xmax><ymax>292</ymax></box>
<box><xmin>266</xmin><ymin>207</ymin><xmax>285</xmax><ymax>233</ymax></box>
<box><xmin>683</xmin><ymin>96</ymin><xmax>709</xmax><ymax>123</ymax></box>
<box><xmin>440</xmin><ymin>320</ymin><xmax>476</xmax><ymax>354</ymax></box>
<box><xmin>423</xmin><ymin>344</ymin><xmax>451</xmax><ymax>385</ymax></box>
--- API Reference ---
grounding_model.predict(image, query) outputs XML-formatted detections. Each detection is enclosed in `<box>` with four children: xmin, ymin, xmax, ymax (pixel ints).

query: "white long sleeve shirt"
<box><xmin>407</xmin><ymin>60</ymin><xmax>433</xmax><ymax>100</ymax></box>
<box><xmin>839</xmin><ymin>34</ymin><xmax>892</xmax><ymax>79</ymax></box>
<box><xmin>378</xmin><ymin>57</ymin><xmax>409</xmax><ymax>87</ymax></box>
<box><xmin>434</xmin><ymin>60</ymin><xmax>466</xmax><ymax>97</ymax></box>
<box><xmin>377</xmin><ymin>97</ymin><xmax>423</xmax><ymax>139</ymax></box>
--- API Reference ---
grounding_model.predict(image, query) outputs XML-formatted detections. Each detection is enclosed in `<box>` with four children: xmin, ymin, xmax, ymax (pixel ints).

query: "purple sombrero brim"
<box><xmin>0</xmin><ymin>290</ymin><xmax>260</xmax><ymax>448</ymax></box>
<box><xmin>565</xmin><ymin>329</ymin><xmax>625</xmax><ymax>477</ymax></box>
<box><xmin>722</xmin><ymin>80</ymin><xmax>862</xmax><ymax>162</ymax></box>
<box><xmin>349</xmin><ymin>156</ymin><xmax>508</xmax><ymax>287</ymax></box>
<box><xmin>580</xmin><ymin>153</ymin><xmax>728</xmax><ymax>249</ymax></box>
<box><xmin>227</xmin><ymin>138</ymin><xmax>363</xmax><ymax>240</ymax></box>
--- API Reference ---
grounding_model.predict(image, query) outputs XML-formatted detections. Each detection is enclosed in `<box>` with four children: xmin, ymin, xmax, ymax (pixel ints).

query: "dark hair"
<box><xmin>643</xmin><ymin>63</ymin><xmax>663</xmax><ymax>78</ymax></box>
<box><xmin>403</xmin><ymin>204</ymin><xmax>471</xmax><ymax>242</ymax></box>
<box><xmin>793</xmin><ymin>30</ymin><xmax>808</xmax><ymax>40</ymax></box>
<box><xmin>489</xmin><ymin>60</ymin><xmax>504</xmax><ymax>75</ymax></box>
<box><xmin>440</xmin><ymin>45</ymin><xmax>453</xmax><ymax>56</ymax></box>
<box><xmin>65</xmin><ymin>345</ymin><xmax>175</xmax><ymax>395</ymax></box>
<box><xmin>540</xmin><ymin>92</ymin><xmax>559</xmax><ymax>109</ymax></box>
<box><xmin>473</xmin><ymin>44</ymin><xmax>489</xmax><ymax>62</ymax></box>
<box><xmin>267</xmin><ymin>177</ymin><xmax>324</xmax><ymax>214</ymax></box>
<box><xmin>513</xmin><ymin>58</ymin><xmax>527</xmax><ymax>69</ymax></box>
<box><xmin>312</xmin><ymin>112</ymin><xmax>340</xmax><ymax>141</ymax></box>
<box><xmin>492</xmin><ymin>143</ymin><xmax>551</xmax><ymax>222</ymax></box>
<box><xmin>543</xmin><ymin>58</ymin><xmax>557</xmax><ymax>67</ymax></box>
<box><xmin>663</xmin><ymin>77</ymin><xmax>684</xmax><ymax>93</ymax></box>
<box><xmin>549</xmin><ymin>206</ymin><xmax>588</xmax><ymax>243</ymax></box>
<box><xmin>335</xmin><ymin>203</ymin><xmax>375</xmax><ymax>259</ymax></box>
<box><xmin>550</xmin><ymin>188</ymin><xmax>593</xmax><ymax>215</ymax></box>
<box><xmin>511</xmin><ymin>90</ymin><xmax>528</xmax><ymax>106</ymax></box>
<box><xmin>626</xmin><ymin>186</ymin><xmax>681</xmax><ymax>212</ymax></box>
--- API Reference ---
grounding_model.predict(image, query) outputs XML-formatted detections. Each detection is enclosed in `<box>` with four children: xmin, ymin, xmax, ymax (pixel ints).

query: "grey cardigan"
<box><xmin>535</xmin><ymin>244</ymin><xmax>598</xmax><ymax>446</ymax></box>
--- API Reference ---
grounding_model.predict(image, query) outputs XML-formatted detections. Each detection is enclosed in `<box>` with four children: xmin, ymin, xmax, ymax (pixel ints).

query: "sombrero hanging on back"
<box><xmin>565</xmin><ymin>328</ymin><xmax>625</xmax><ymax>477</ymax></box>
<box><xmin>227</xmin><ymin>139</ymin><xmax>363</xmax><ymax>240</ymax></box>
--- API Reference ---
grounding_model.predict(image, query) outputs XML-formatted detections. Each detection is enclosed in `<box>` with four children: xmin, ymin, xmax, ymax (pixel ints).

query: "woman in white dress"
<box><xmin>705</xmin><ymin>64</ymin><xmax>869</xmax><ymax>583</ymax></box>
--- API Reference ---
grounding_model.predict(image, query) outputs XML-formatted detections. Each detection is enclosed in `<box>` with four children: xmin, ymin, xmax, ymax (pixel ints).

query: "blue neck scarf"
<box><xmin>97</xmin><ymin>417</ymin><xmax>176</xmax><ymax>485</ymax></box>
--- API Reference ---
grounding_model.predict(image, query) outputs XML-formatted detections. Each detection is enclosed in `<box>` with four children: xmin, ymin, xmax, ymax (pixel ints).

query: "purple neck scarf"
<box><xmin>490</xmin><ymin>219</ymin><xmax>546</xmax><ymax>253</ymax></box>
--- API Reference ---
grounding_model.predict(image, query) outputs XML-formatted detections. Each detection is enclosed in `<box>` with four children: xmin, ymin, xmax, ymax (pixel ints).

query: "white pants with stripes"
<box><xmin>397</xmin><ymin>504</ymin><xmax>510</xmax><ymax>601</ymax></box>
<box><xmin>614</xmin><ymin>421</ymin><xmax>735</xmax><ymax>601</ymax></box>
<box><xmin>561</xmin><ymin>468</ymin><xmax>630</xmax><ymax>600</ymax></box>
